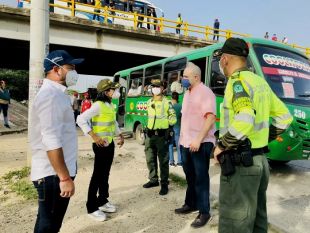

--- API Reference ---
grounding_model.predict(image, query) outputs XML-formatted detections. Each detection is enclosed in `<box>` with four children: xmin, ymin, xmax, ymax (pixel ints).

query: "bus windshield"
<box><xmin>253</xmin><ymin>45</ymin><xmax>310</xmax><ymax>106</ymax></box>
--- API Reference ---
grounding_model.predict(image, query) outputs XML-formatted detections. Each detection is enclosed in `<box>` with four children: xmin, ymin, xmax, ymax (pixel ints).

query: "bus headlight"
<box><xmin>288</xmin><ymin>129</ymin><xmax>297</xmax><ymax>138</ymax></box>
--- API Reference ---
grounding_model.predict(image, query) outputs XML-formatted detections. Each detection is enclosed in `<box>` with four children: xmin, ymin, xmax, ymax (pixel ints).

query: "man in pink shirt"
<box><xmin>174</xmin><ymin>62</ymin><xmax>216</xmax><ymax>228</ymax></box>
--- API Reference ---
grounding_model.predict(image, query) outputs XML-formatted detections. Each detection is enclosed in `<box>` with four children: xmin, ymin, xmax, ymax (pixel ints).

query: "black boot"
<box><xmin>159</xmin><ymin>183</ymin><xmax>168</xmax><ymax>195</ymax></box>
<box><xmin>143</xmin><ymin>181</ymin><xmax>159</xmax><ymax>188</ymax></box>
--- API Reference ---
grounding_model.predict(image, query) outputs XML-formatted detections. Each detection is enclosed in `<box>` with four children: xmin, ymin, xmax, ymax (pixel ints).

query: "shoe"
<box><xmin>175</xmin><ymin>204</ymin><xmax>197</xmax><ymax>214</ymax></box>
<box><xmin>88</xmin><ymin>210</ymin><xmax>107</xmax><ymax>222</ymax></box>
<box><xmin>169</xmin><ymin>162</ymin><xmax>175</xmax><ymax>166</ymax></box>
<box><xmin>176</xmin><ymin>162</ymin><xmax>182</xmax><ymax>167</ymax></box>
<box><xmin>159</xmin><ymin>184</ymin><xmax>168</xmax><ymax>195</ymax></box>
<box><xmin>4</xmin><ymin>124</ymin><xmax>10</xmax><ymax>128</ymax></box>
<box><xmin>143</xmin><ymin>181</ymin><xmax>159</xmax><ymax>188</ymax></box>
<box><xmin>99</xmin><ymin>202</ymin><xmax>116</xmax><ymax>213</ymax></box>
<box><xmin>190</xmin><ymin>213</ymin><xmax>212</xmax><ymax>228</ymax></box>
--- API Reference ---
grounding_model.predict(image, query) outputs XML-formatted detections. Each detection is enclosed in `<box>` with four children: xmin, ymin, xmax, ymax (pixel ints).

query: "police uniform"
<box><xmin>143</xmin><ymin>79</ymin><xmax>177</xmax><ymax>195</ymax></box>
<box><xmin>216</xmin><ymin>38</ymin><xmax>293</xmax><ymax>233</ymax></box>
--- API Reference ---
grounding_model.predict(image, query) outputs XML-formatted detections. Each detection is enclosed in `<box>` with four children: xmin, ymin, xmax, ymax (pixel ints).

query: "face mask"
<box><xmin>181</xmin><ymin>79</ymin><xmax>191</xmax><ymax>88</ymax></box>
<box><xmin>112</xmin><ymin>90</ymin><xmax>120</xmax><ymax>99</ymax></box>
<box><xmin>65</xmin><ymin>70</ymin><xmax>79</xmax><ymax>87</ymax></box>
<box><xmin>219</xmin><ymin>58</ymin><xmax>225</xmax><ymax>76</ymax></box>
<box><xmin>152</xmin><ymin>87</ymin><xmax>161</xmax><ymax>96</ymax></box>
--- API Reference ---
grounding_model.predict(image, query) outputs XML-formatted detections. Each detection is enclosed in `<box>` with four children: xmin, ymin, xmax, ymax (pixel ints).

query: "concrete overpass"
<box><xmin>0</xmin><ymin>5</ymin><xmax>212</xmax><ymax>75</ymax></box>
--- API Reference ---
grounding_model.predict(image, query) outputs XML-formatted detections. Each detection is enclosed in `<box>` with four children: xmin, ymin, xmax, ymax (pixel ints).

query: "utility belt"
<box><xmin>145</xmin><ymin>128</ymin><xmax>174</xmax><ymax>141</ymax></box>
<box><xmin>218</xmin><ymin>139</ymin><xmax>268</xmax><ymax>176</ymax></box>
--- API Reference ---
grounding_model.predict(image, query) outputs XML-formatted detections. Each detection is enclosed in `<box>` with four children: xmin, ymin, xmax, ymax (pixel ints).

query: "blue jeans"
<box><xmin>168</xmin><ymin>126</ymin><xmax>182</xmax><ymax>164</ymax></box>
<box><xmin>32</xmin><ymin>175</ymin><xmax>74</xmax><ymax>233</ymax></box>
<box><xmin>181</xmin><ymin>142</ymin><xmax>213</xmax><ymax>214</ymax></box>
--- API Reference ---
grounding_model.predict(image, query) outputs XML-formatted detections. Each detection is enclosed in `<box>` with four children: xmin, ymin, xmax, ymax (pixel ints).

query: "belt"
<box><xmin>146</xmin><ymin>129</ymin><xmax>167</xmax><ymax>137</ymax></box>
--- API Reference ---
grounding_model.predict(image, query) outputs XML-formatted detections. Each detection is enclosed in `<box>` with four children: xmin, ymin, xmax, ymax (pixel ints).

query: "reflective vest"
<box><xmin>220</xmin><ymin>70</ymin><xmax>292</xmax><ymax>149</ymax></box>
<box><xmin>147</xmin><ymin>97</ymin><xmax>177</xmax><ymax>130</ymax></box>
<box><xmin>92</xmin><ymin>101</ymin><xmax>116</xmax><ymax>143</ymax></box>
<box><xmin>177</xmin><ymin>17</ymin><xmax>183</xmax><ymax>25</ymax></box>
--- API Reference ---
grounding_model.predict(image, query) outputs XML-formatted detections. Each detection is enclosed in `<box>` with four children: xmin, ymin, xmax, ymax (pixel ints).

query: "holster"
<box><xmin>165</xmin><ymin>127</ymin><xmax>174</xmax><ymax>141</ymax></box>
<box><xmin>218</xmin><ymin>150</ymin><xmax>236</xmax><ymax>176</ymax></box>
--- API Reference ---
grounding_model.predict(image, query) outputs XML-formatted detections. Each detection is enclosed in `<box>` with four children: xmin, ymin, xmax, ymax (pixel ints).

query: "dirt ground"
<box><xmin>0</xmin><ymin>132</ymin><xmax>280</xmax><ymax>233</ymax></box>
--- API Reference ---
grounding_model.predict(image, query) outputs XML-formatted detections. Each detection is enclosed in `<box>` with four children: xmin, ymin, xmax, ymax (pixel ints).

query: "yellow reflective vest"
<box><xmin>92</xmin><ymin>101</ymin><xmax>116</xmax><ymax>143</ymax></box>
<box><xmin>220</xmin><ymin>70</ymin><xmax>293</xmax><ymax>149</ymax></box>
<box><xmin>147</xmin><ymin>97</ymin><xmax>177</xmax><ymax>130</ymax></box>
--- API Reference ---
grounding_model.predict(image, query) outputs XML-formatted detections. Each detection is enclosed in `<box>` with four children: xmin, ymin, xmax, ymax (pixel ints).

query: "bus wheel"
<box><xmin>268</xmin><ymin>159</ymin><xmax>290</xmax><ymax>166</ymax></box>
<box><xmin>135</xmin><ymin>124</ymin><xmax>145</xmax><ymax>145</ymax></box>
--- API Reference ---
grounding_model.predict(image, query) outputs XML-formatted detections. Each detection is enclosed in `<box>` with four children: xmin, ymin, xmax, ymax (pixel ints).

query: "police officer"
<box><xmin>143</xmin><ymin>78</ymin><xmax>177</xmax><ymax>195</ymax></box>
<box><xmin>213</xmin><ymin>38</ymin><xmax>293</xmax><ymax>233</ymax></box>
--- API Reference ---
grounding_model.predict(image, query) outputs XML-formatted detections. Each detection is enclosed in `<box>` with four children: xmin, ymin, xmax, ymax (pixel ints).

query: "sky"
<box><xmin>1</xmin><ymin>0</ymin><xmax>310</xmax><ymax>48</ymax></box>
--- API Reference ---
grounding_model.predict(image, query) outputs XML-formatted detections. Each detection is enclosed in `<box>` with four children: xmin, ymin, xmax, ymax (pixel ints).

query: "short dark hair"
<box><xmin>171</xmin><ymin>92</ymin><xmax>179</xmax><ymax>102</ymax></box>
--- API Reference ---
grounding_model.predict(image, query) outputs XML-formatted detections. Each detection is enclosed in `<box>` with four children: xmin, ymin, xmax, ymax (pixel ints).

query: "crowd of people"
<box><xmin>29</xmin><ymin>37</ymin><xmax>293</xmax><ymax>233</ymax></box>
<box><xmin>264</xmin><ymin>32</ymin><xmax>288</xmax><ymax>43</ymax></box>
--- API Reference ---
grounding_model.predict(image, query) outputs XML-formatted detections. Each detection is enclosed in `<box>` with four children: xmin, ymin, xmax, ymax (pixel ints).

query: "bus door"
<box><xmin>114</xmin><ymin>74</ymin><xmax>127</xmax><ymax>127</ymax></box>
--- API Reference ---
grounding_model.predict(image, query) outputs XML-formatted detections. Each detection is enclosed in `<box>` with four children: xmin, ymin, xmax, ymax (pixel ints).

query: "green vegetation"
<box><xmin>0</xmin><ymin>69</ymin><xmax>29</xmax><ymax>101</ymax></box>
<box><xmin>169</xmin><ymin>173</ymin><xmax>187</xmax><ymax>187</ymax></box>
<box><xmin>1</xmin><ymin>167</ymin><xmax>37</xmax><ymax>200</ymax></box>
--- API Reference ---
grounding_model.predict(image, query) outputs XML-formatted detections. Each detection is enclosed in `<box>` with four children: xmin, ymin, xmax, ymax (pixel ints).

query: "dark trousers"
<box><xmin>33</xmin><ymin>175</ymin><xmax>74</xmax><ymax>233</ymax></box>
<box><xmin>213</xmin><ymin>29</ymin><xmax>219</xmax><ymax>41</ymax></box>
<box><xmin>176</xmin><ymin>25</ymin><xmax>181</xmax><ymax>34</ymax></box>
<box><xmin>0</xmin><ymin>103</ymin><xmax>8</xmax><ymax>117</ymax></box>
<box><xmin>144</xmin><ymin>135</ymin><xmax>169</xmax><ymax>184</ymax></box>
<box><xmin>93</xmin><ymin>9</ymin><xmax>100</xmax><ymax>20</ymax></box>
<box><xmin>86</xmin><ymin>141</ymin><xmax>115</xmax><ymax>213</ymax></box>
<box><xmin>181</xmin><ymin>142</ymin><xmax>213</xmax><ymax>214</ymax></box>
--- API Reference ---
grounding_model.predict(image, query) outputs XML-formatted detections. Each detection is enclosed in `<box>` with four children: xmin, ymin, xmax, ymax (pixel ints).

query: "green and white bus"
<box><xmin>113</xmin><ymin>38</ymin><xmax>310</xmax><ymax>163</ymax></box>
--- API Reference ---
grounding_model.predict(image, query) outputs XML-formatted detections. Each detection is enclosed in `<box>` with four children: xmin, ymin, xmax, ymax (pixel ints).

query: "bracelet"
<box><xmin>60</xmin><ymin>177</ymin><xmax>71</xmax><ymax>182</ymax></box>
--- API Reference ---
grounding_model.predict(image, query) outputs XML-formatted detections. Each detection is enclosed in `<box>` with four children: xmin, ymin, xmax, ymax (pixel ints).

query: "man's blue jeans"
<box><xmin>33</xmin><ymin>175</ymin><xmax>73</xmax><ymax>233</ymax></box>
<box><xmin>169</xmin><ymin>126</ymin><xmax>182</xmax><ymax>164</ymax></box>
<box><xmin>180</xmin><ymin>142</ymin><xmax>213</xmax><ymax>214</ymax></box>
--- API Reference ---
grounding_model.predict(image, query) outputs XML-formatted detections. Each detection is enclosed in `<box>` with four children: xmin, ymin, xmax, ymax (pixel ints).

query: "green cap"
<box><xmin>97</xmin><ymin>79</ymin><xmax>120</xmax><ymax>92</ymax></box>
<box><xmin>150</xmin><ymin>79</ymin><xmax>164</xmax><ymax>87</ymax></box>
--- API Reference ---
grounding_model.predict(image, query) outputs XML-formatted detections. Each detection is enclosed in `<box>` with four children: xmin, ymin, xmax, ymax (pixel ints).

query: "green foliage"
<box><xmin>169</xmin><ymin>173</ymin><xmax>187</xmax><ymax>187</ymax></box>
<box><xmin>3</xmin><ymin>167</ymin><xmax>30</xmax><ymax>181</ymax></box>
<box><xmin>2</xmin><ymin>167</ymin><xmax>37</xmax><ymax>200</ymax></box>
<box><xmin>0</xmin><ymin>69</ymin><xmax>29</xmax><ymax>101</ymax></box>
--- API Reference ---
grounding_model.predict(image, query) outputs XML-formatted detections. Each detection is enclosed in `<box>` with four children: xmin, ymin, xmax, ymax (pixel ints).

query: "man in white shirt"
<box><xmin>170</xmin><ymin>72</ymin><xmax>183</xmax><ymax>94</ymax></box>
<box><xmin>30</xmin><ymin>50</ymin><xmax>84</xmax><ymax>233</ymax></box>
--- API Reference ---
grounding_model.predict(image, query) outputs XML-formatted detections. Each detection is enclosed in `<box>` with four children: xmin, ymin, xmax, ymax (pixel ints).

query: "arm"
<box><xmin>167</xmin><ymin>101</ymin><xmax>177</xmax><ymax>126</ymax></box>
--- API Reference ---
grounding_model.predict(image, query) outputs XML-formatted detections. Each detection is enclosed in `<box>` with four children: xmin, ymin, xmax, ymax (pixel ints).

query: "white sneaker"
<box><xmin>99</xmin><ymin>202</ymin><xmax>116</xmax><ymax>213</ymax></box>
<box><xmin>88</xmin><ymin>210</ymin><xmax>107</xmax><ymax>221</ymax></box>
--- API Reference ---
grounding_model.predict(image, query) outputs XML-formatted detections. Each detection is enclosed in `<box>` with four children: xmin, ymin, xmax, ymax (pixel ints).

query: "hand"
<box><xmin>59</xmin><ymin>179</ymin><xmax>75</xmax><ymax>198</ymax></box>
<box><xmin>189</xmin><ymin>138</ymin><xmax>202</xmax><ymax>153</ymax></box>
<box><xmin>213</xmin><ymin>146</ymin><xmax>223</xmax><ymax>163</ymax></box>
<box><xmin>92</xmin><ymin>134</ymin><xmax>108</xmax><ymax>147</ymax></box>
<box><xmin>117</xmin><ymin>134</ymin><xmax>124</xmax><ymax>148</ymax></box>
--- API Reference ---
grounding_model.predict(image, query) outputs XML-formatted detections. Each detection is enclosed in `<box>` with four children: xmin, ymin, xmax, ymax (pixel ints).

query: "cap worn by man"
<box><xmin>150</xmin><ymin>79</ymin><xmax>164</xmax><ymax>87</ymax></box>
<box><xmin>218</xmin><ymin>38</ymin><xmax>249</xmax><ymax>57</ymax></box>
<box><xmin>97</xmin><ymin>79</ymin><xmax>120</xmax><ymax>92</ymax></box>
<box><xmin>44</xmin><ymin>50</ymin><xmax>84</xmax><ymax>72</ymax></box>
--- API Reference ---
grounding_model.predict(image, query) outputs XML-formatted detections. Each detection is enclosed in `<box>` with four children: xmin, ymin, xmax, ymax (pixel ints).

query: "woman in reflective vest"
<box><xmin>77</xmin><ymin>79</ymin><xmax>124</xmax><ymax>221</ymax></box>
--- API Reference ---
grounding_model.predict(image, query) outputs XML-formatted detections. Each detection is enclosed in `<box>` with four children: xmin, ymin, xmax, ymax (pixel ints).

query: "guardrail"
<box><xmin>22</xmin><ymin>0</ymin><xmax>310</xmax><ymax>57</ymax></box>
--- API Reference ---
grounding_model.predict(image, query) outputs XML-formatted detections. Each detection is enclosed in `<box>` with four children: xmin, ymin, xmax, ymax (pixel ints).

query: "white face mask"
<box><xmin>152</xmin><ymin>87</ymin><xmax>161</xmax><ymax>96</ymax></box>
<box><xmin>219</xmin><ymin>60</ymin><xmax>225</xmax><ymax>76</ymax></box>
<box><xmin>112</xmin><ymin>90</ymin><xmax>120</xmax><ymax>99</ymax></box>
<box><xmin>65</xmin><ymin>70</ymin><xmax>79</xmax><ymax>87</ymax></box>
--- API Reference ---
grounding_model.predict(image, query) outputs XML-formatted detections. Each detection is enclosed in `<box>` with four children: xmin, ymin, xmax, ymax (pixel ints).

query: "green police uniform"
<box><xmin>218</xmin><ymin>69</ymin><xmax>292</xmax><ymax>233</ymax></box>
<box><xmin>145</xmin><ymin>94</ymin><xmax>176</xmax><ymax>186</ymax></box>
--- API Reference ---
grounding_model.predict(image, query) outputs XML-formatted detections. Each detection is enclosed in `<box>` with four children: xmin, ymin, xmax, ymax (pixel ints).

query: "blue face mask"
<box><xmin>181</xmin><ymin>79</ymin><xmax>191</xmax><ymax>88</ymax></box>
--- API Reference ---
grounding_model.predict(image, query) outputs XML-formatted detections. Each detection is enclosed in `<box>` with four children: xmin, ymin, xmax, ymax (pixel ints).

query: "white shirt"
<box><xmin>76</xmin><ymin>101</ymin><xmax>121</xmax><ymax>136</ymax></box>
<box><xmin>30</xmin><ymin>79</ymin><xmax>78</xmax><ymax>181</ymax></box>
<box><xmin>127</xmin><ymin>86</ymin><xmax>142</xmax><ymax>96</ymax></box>
<box><xmin>170</xmin><ymin>81</ymin><xmax>183</xmax><ymax>94</ymax></box>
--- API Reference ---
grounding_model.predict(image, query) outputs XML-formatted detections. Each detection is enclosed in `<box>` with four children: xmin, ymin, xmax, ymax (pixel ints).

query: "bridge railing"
<box><xmin>21</xmin><ymin>0</ymin><xmax>310</xmax><ymax>57</ymax></box>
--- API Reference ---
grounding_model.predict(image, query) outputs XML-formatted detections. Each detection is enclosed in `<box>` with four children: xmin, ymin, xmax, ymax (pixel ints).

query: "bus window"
<box><xmin>129</xmin><ymin>69</ymin><xmax>143</xmax><ymax>97</ymax></box>
<box><xmin>144</xmin><ymin>64</ymin><xmax>162</xmax><ymax>95</ymax></box>
<box><xmin>190</xmin><ymin>57</ymin><xmax>207</xmax><ymax>84</ymax></box>
<box><xmin>163</xmin><ymin>58</ymin><xmax>187</xmax><ymax>95</ymax></box>
<box><xmin>210</xmin><ymin>52</ymin><xmax>227</xmax><ymax>95</ymax></box>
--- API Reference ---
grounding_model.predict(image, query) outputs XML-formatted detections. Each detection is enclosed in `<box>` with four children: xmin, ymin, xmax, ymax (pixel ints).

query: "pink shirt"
<box><xmin>180</xmin><ymin>82</ymin><xmax>216</xmax><ymax>148</ymax></box>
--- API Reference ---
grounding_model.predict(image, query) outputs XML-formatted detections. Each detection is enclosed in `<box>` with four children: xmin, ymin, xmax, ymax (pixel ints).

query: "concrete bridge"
<box><xmin>0</xmin><ymin>5</ymin><xmax>212</xmax><ymax>75</ymax></box>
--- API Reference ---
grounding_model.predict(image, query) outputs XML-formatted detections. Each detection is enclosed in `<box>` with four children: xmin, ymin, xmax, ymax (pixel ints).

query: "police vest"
<box><xmin>147</xmin><ymin>97</ymin><xmax>177</xmax><ymax>130</ymax></box>
<box><xmin>220</xmin><ymin>71</ymin><xmax>292</xmax><ymax>148</ymax></box>
<box><xmin>92</xmin><ymin>101</ymin><xmax>116</xmax><ymax>143</ymax></box>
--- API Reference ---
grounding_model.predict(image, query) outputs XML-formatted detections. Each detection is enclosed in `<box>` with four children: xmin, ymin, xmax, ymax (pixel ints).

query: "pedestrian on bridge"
<box><xmin>213</xmin><ymin>18</ymin><xmax>220</xmax><ymax>41</ymax></box>
<box><xmin>176</xmin><ymin>13</ymin><xmax>183</xmax><ymax>34</ymax></box>
<box><xmin>213</xmin><ymin>38</ymin><xmax>293</xmax><ymax>233</ymax></box>
<box><xmin>174</xmin><ymin>62</ymin><xmax>216</xmax><ymax>228</ymax></box>
<box><xmin>143</xmin><ymin>78</ymin><xmax>176</xmax><ymax>195</ymax></box>
<box><xmin>77</xmin><ymin>79</ymin><xmax>124</xmax><ymax>221</ymax></box>
<box><xmin>30</xmin><ymin>50</ymin><xmax>84</xmax><ymax>233</ymax></box>
<box><xmin>93</xmin><ymin>0</ymin><xmax>102</xmax><ymax>21</ymax></box>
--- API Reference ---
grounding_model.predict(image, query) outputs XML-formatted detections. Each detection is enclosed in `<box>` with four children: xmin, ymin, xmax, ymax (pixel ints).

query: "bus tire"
<box><xmin>268</xmin><ymin>159</ymin><xmax>290</xmax><ymax>166</ymax></box>
<box><xmin>135</xmin><ymin>124</ymin><xmax>145</xmax><ymax>145</ymax></box>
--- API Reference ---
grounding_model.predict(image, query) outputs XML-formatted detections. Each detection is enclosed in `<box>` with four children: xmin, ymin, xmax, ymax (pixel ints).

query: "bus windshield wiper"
<box><xmin>298</xmin><ymin>94</ymin><xmax>310</xmax><ymax>97</ymax></box>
